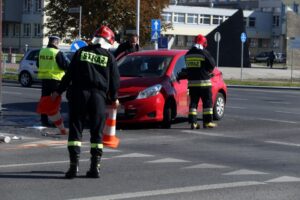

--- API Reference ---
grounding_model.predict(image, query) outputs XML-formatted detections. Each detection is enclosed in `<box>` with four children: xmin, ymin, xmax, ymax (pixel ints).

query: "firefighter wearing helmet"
<box><xmin>52</xmin><ymin>26</ymin><xmax>120</xmax><ymax>178</ymax></box>
<box><xmin>178</xmin><ymin>34</ymin><xmax>217</xmax><ymax>129</ymax></box>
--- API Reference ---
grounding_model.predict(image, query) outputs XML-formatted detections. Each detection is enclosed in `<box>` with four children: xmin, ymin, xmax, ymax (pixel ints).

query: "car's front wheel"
<box><xmin>19</xmin><ymin>71</ymin><xmax>33</xmax><ymax>87</ymax></box>
<box><xmin>213</xmin><ymin>92</ymin><xmax>225</xmax><ymax>120</ymax></box>
<box><xmin>161</xmin><ymin>99</ymin><xmax>173</xmax><ymax>129</ymax></box>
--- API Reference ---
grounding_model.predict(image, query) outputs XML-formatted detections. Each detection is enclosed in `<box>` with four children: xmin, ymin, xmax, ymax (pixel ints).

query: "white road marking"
<box><xmin>230</xmin><ymin>98</ymin><xmax>248</xmax><ymax>101</ymax></box>
<box><xmin>69</xmin><ymin>181</ymin><xmax>265</xmax><ymax>200</ymax></box>
<box><xmin>182</xmin><ymin>130</ymin><xmax>235</xmax><ymax>138</ymax></box>
<box><xmin>223</xmin><ymin>169</ymin><xmax>268</xmax><ymax>175</ymax></box>
<box><xmin>146</xmin><ymin>158</ymin><xmax>190</xmax><ymax>163</ymax></box>
<box><xmin>265</xmin><ymin>140</ymin><xmax>300</xmax><ymax>147</ymax></box>
<box><xmin>114</xmin><ymin>153</ymin><xmax>154</xmax><ymax>158</ymax></box>
<box><xmin>183</xmin><ymin>163</ymin><xmax>228</xmax><ymax>169</ymax></box>
<box><xmin>275</xmin><ymin>110</ymin><xmax>300</xmax><ymax>115</ymax></box>
<box><xmin>0</xmin><ymin>159</ymin><xmax>89</xmax><ymax>168</ymax></box>
<box><xmin>248</xmin><ymin>117</ymin><xmax>298</xmax><ymax>124</ymax></box>
<box><xmin>268</xmin><ymin>102</ymin><xmax>291</xmax><ymax>105</ymax></box>
<box><xmin>265</xmin><ymin>176</ymin><xmax>300</xmax><ymax>183</ymax></box>
<box><xmin>3</xmin><ymin>91</ymin><xmax>22</xmax><ymax>95</ymax></box>
<box><xmin>226</xmin><ymin>106</ymin><xmax>247</xmax><ymax>109</ymax></box>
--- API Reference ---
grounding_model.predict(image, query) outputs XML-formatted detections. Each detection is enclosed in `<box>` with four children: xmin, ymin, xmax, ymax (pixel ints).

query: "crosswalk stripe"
<box><xmin>223</xmin><ymin>169</ymin><xmax>268</xmax><ymax>175</ymax></box>
<box><xmin>146</xmin><ymin>158</ymin><xmax>190</xmax><ymax>163</ymax></box>
<box><xmin>69</xmin><ymin>181</ymin><xmax>265</xmax><ymax>200</ymax></box>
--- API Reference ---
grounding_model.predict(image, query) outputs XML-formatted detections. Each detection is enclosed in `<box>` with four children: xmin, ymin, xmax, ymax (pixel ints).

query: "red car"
<box><xmin>117</xmin><ymin>49</ymin><xmax>227</xmax><ymax>128</ymax></box>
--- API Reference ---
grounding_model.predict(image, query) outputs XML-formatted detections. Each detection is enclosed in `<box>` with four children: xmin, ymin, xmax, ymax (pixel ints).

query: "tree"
<box><xmin>43</xmin><ymin>0</ymin><xmax>170</xmax><ymax>45</ymax></box>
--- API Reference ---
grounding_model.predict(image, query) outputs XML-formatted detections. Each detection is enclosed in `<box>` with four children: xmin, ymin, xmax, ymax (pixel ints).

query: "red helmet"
<box><xmin>194</xmin><ymin>34</ymin><xmax>207</xmax><ymax>48</ymax></box>
<box><xmin>94</xmin><ymin>26</ymin><xmax>115</xmax><ymax>45</ymax></box>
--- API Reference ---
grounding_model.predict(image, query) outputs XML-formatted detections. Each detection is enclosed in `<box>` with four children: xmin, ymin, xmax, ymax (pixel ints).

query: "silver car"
<box><xmin>18</xmin><ymin>49</ymin><xmax>74</xmax><ymax>87</ymax></box>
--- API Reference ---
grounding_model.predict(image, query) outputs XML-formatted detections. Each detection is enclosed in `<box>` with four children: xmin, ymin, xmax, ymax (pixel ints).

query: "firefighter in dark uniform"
<box><xmin>37</xmin><ymin>36</ymin><xmax>69</xmax><ymax>129</ymax></box>
<box><xmin>178</xmin><ymin>34</ymin><xmax>217</xmax><ymax>129</ymax></box>
<box><xmin>52</xmin><ymin>26</ymin><xmax>120</xmax><ymax>179</ymax></box>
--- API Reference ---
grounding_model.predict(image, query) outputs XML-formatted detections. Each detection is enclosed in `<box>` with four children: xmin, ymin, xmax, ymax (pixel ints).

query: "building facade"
<box><xmin>2</xmin><ymin>0</ymin><xmax>300</xmax><ymax>60</ymax></box>
<box><xmin>2</xmin><ymin>0</ymin><xmax>47</xmax><ymax>53</ymax></box>
<box><xmin>165</xmin><ymin>0</ymin><xmax>300</xmax><ymax>56</ymax></box>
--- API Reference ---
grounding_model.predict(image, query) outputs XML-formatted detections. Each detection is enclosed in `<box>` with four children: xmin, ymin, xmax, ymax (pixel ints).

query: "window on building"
<box><xmin>186</xmin><ymin>36</ymin><xmax>194</xmax><ymax>47</ymax></box>
<box><xmin>187</xmin><ymin>14</ymin><xmax>198</xmax><ymax>24</ymax></box>
<box><xmin>249</xmin><ymin>38</ymin><xmax>257</xmax><ymax>48</ymax></box>
<box><xmin>176</xmin><ymin>35</ymin><xmax>185</xmax><ymax>47</ymax></box>
<box><xmin>174</xmin><ymin>13</ymin><xmax>185</xmax><ymax>23</ymax></box>
<box><xmin>23</xmin><ymin>23</ymin><xmax>31</xmax><ymax>37</ymax></box>
<box><xmin>212</xmin><ymin>15</ymin><xmax>223</xmax><ymax>25</ymax></box>
<box><xmin>2</xmin><ymin>23</ymin><xmax>9</xmax><ymax>37</ymax></box>
<box><xmin>199</xmin><ymin>14</ymin><xmax>210</xmax><ymax>24</ymax></box>
<box><xmin>248</xmin><ymin>17</ymin><xmax>256</xmax><ymax>27</ymax></box>
<box><xmin>24</xmin><ymin>0</ymin><xmax>31</xmax><ymax>13</ymax></box>
<box><xmin>243</xmin><ymin>17</ymin><xmax>247</xmax><ymax>27</ymax></box>
<box><xmin>13</xmin><ymin>24</ymin><xmax>20</xmax><ymax>37</ymax></box>
<box><xmin>34</xmin><ymin>24</ymin><xmax>41</xmax><ymax>37</ymax></box>
<box><xmin>162</xmin><ymin>12</ymin><xmax>172</xmax><ymax>23</ymax></box>
<box><xmin>35</xmin><ymin>0</ymin><xmax>42</xmax><ymax>12</ymax></box>
<box><xmin>272</xmin><ymin>37</ymin><xmax>279</xmax><ymax>48</ymax></box>
<box><xmin>272</xmin><ymin>15</ymin><xmax>280</xmax><ymax>27</ymax></box>
<box><xmin>258</xmin><ymin>38</ymin><xmax>269</xmax><ymax>48</ymax></box>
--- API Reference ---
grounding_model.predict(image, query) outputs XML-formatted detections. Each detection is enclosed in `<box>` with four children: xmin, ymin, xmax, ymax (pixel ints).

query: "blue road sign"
<box><xmin>70</xmin><ymin>40</ymin><xmax>87</xmax><ymax>52</ymax></box>
<box><xmin>151</xmin><ymin>19</ymin><xmax>161</xmax><ymax>31</ymax></box>
<box><xmin>158</xmin><ymin>37</ymin><xmax>168</xmax><ymax>49</ymax></box>
<box><xmin>151</xmin><ymin>19</ymin><xmax>161</xmax><ymax>41</ymax></box>
<box><xmin>151</xmin><ymin>31</ymin><xmax>161</xmax><ymax>41</ymax></box>
<box><xmin>241</xmin><ymin>32</ymin><xmax>247</xmax><ymax>43</ymax></box>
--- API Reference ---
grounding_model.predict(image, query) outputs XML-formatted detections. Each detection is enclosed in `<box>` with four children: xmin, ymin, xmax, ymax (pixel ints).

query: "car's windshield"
<box><xmin>118</xmin><ymin>55</ymin><xmax>173</xmax><ymax>77</ymax></box>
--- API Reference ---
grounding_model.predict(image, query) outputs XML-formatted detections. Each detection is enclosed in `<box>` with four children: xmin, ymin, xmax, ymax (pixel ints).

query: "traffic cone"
<box><xmin>103</xmin><ymin>105</ymin><xmax>119</xmax><ymax>148</ymax></box>
<box><xmin>48</xmin><ymin>112</ymin><xmax>68</xmax><ymax>135</ymax></box>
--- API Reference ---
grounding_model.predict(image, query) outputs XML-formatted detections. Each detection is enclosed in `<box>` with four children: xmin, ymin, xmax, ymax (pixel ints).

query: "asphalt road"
<box><xmin>0</xmin><ymin>83</ymin><xmax>300</xmax><ymax>200</ymax></box>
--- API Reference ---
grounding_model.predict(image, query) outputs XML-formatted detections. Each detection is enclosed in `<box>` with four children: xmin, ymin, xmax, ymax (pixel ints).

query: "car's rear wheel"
<box><xmin>161</xmin><ymin>100</ymin><xmax>173</xmax><ymax>129</ymax></box>
<box><xmin>19</xmin><ymin>71</ymin><xmax>33</xmax><ymax>87</ymax></box>
<box><xmin>213</xmin><ymin>92</ymin><xmax>225</xmax><ymax>120</ymax></box>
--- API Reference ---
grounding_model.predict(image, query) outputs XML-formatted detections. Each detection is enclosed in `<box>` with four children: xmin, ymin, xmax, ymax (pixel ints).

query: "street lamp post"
<box><xmin>136</xmin><ymin>0</ymin><xmax>140</xmax><ymax>37</ymax></box>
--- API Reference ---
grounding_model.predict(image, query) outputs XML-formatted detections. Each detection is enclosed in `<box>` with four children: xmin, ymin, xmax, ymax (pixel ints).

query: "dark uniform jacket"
<box><xmin>57</xmin><ymin>44</ymin><xmax>120</xmax><ymax>102</ymax></box>
<box><xmin>184</xmin><ymin>46</ymin><xmax>216</xmax><ymax>82</ymax></box>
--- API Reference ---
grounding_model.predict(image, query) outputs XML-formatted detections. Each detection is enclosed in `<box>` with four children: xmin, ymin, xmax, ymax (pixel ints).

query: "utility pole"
<box><xmin>136</xmin><ymin>0</ymin><xmax>140</xmax><ymax>37</ymax></box>
<box><xmin>0</xmin><ymin>0</ymin><xmax>3</xmax><ymax>112</ymax></box>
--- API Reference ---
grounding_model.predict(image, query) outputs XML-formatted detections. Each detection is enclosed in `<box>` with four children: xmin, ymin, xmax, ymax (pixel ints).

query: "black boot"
<box><xmin>86</xmin><ymin>156</ymin><xmax>101</xmax><ymax>178</ymax></box>
<box><xmin>65</xmin><ymin>156</ymin><xmax>79</xmax><ymax>179</ymax></box>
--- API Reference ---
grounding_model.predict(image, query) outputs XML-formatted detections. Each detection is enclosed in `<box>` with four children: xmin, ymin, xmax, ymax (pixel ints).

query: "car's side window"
<box><xmin>27</xmin><ymin>50</ymin><xmax>39</xmax><ymax>61</ymax></box>
<box><xmin>173</xmin><ymin>56</ymin><xmax>186</xmax><ymax>77</ymax></box>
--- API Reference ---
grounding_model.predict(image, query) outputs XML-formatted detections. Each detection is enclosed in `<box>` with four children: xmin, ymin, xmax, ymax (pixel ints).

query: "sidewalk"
<box><xmin>219</xmin><ymin>63</ymin><xmax>300</xmax><ymax>81</ymax></box>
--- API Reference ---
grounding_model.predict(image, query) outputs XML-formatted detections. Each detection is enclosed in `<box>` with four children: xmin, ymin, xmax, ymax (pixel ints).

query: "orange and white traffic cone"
<box><xmin>103</xmin><ymin>105</ymin><xmax>119</xmax><ymax>148</ymax></box>
<box><xmin>48</xmin><ymin>112</ymin><xmax>68</xmax><ymax>135</ymax></box>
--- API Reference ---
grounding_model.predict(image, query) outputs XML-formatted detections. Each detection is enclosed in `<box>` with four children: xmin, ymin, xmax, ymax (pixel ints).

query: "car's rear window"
<box><xmin>118</xmin><ymin>55</ymin><xmax>172</xmax><ymax>77</ymax></box>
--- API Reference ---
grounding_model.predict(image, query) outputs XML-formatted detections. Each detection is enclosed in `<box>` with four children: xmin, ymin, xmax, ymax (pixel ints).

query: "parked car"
<box><xmin>18</xmin><ymin>49</ymin><xmax>74</xmax><ymax>87</ymax></box>
<box><xmin>275</xmin><ymin>53</ymin><xmax>286</xmax><ymax>63</ymax></box>
<box><xmin>116</xmin><ymin>50</ymin><xmax>227</xmax><ymax>128</ymax></box>
<box><xmin>254</xmin><ymin>51</ymin><xmax>270</xmax><ymax>62</ymax></box>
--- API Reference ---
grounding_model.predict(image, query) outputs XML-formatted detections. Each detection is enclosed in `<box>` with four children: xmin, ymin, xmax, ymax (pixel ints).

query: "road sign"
<box><xmin>70</xmin><ymin>40</ymin><xmax>87</xmax><ymax>52</ymax></box>
<box><xmin>151</xmin><ymin>19</ymin><xmax>161</xmax><ymax>31</ymax></box>
<box><xmin>158</xmin><ymin>37</ymin><xmax>168</xmax><ymax>49</ymax></box>
<box><xmin>151</xmin><ymin>31</ymin><xmax>161</xmax><ymax>41</ymax></box>
<box><xmin>241</xmin><ymin>32</ymin><xmax>247</xmax><ymax>43</ymax></box>
<box><xmin>68</xmin><ymin>7</ymin><xmax>80</xmax><ymax>13</ymax></box>
<box><xmin>151</xmin><ymin>19</ymin><xmax>161</xmax><ymax>41</ymax></box>
<box><xmin>214</xmin><ymin>32</ymin><xmax>221</xmax><ymax>42</ymax></box>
